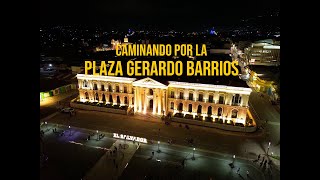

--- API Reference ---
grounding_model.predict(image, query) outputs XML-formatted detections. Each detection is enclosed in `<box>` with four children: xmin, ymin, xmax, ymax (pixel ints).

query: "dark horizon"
<box><xmin>40</xmin><ymin>0</ymin><xmax>279</xmax><ymax>31</ymax></box>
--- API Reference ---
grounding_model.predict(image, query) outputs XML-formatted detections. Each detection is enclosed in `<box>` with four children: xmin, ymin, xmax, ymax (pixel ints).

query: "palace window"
<box><xmin>170</xmin><ymin>91</ymin><xmax>174</xmax><ymax>98</ymax></box>
<box><xmin>124</xmin><ymin>86</ymin><xmax>128</xmax><ymax>93</ymax></box>
<box><xmin>188</xmin><ymin>104</ymin><xmax>192</xmax><ymax>112</ymax></box>
<box><xmin>179</xmin><ymin>92</ymin><xmax>184</xmax><ymax>99</ymax></box>
<box><xmin>93</xmin><ymin>84</ymin><xmax>98</xmax><ymax>90</ymax></box>
<box><xmin>116</xmin><ymin>85</ymin><xmax>120</xmax><ymax>92</ymax></box>
<box><xmin>108</xmin><ymin>85</ymin><xmax>112</xmax><ymax>92</ymax></box>
<box><xmin>170</xmin><ymin>102</ymin><xmax>174</xmax><ymax>110</ymax></box>
<box><xmin>208</xmin><ymin>95</ymin><xmax>213</xmax><ymax>103</ymax></box>
<box><xmin>198</xmin><ymin>93</ymin><xmax>203</xmax><ymax>102</ymax></box>
<box><xmin>231</xmin><ymin>109</ymin><xmax>238</xmax><ymax>118</ymax></box>
<box><xmin>124</xmin><ymin>97</ymin><xmax>128</xmax><ymax>104</ymax></box>
<box><xmin>83</xmin><ymin>80</ymin><xmax>88</xmax><ymax>88</ymax></box>
<box><xmin>219</xmin><ymin>95</ymin><xmax>224</xmax><ymax>104</ymax></box>
<box><xmin>101</xmin><ymin>85</ymin><xmax>105</xmax><ymax>91</ymax></box>
<box><xmin>232</xmin><ymin>94</ymin><xmax>241</xmax><ymax>106</ymax></box>
<box><xmin>189</xmin><ymin>93</ymin><xmax>193</xmax><ymax>100</ymax></box>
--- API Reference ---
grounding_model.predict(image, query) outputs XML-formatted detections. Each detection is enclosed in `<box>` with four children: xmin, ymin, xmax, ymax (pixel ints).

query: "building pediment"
<box><xmin>132</xmin><ymin>77</ymin><xmax>167</xmax><ymax>89</ymax></box>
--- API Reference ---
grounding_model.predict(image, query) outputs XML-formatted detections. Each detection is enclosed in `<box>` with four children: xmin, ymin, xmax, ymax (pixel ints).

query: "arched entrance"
<box><xmin>109</xmin><ymin>95</ymin><xmax>113</xmax><ymax>103</ymax></box>
<box><xmin>197</xmin><ymin>105</ymin><xmax>202</xmax><ymax>114</ymax></box>
<box><xmin>178</xmin><ymin>103</ymin><xmax>183</xmax><ymax>111</ymax></box>
<box><xmin>85</xmin><ymin>92</ymin><xmax>89</xmax><ymax>100</ymax></box>
<box><xmin>95</xmin><ymin>93</ymin><xmax>99</xmax><ymax>102</ymax></box>
<box><xmin>188</xmin><ymin>104</ymin><xmax>192</xmax><ymax>112</ymax></box>
<box><xmin>217</xmin><ymin>107</ymin><xmax>223</xmax><ymax>116</ymax></box>
<box><xmin>231</xmin><ymin>109</ymin><xmax>238</xmax><ymax>118</ymax></box>
<box><xmin>207</xmin><ymin>106</ymin><xmax>212</xmax><ymax>115</ymax></box>
<box><xmin>102</xmin><ymin>94</ymin><xmax>106</xmax><ymax>103</ymax></box>
<box><xmin>117</xmin><ymin>96</ymin><xmax>121</xmax><ymax>104</ymax></box>
<box><xmin>124</xmin><ymin>97</ymin><xmax>128</xmax><ymax>105</ymax></box>
<box><xmin>149</xmin><ymin>99</ymin><xmax>153</xmax><ymax>109</ymax></box>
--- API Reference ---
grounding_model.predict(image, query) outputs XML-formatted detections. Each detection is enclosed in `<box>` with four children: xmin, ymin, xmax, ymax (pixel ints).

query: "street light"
<box><xmin>96</xmin><ymin>130</ymin><xmax>99</xmax><ymax>140</ymax></box>
<box><xmin>157</xmin><ymin>141</ymin><xmax>161</xmax><ymax>153</ymax></box>
<box><xmin>124</xmin><ymin>132</ymin><xmax>127</xmax><ymax>147</ymax></box>
<box><xmin>267</xmin><ymin>142</ymin><xmax>271</xmax><ymax>155</ymax></box>
<box><xmin>44</xmin><ymin>121</ymin><xmax>48</xmax><ymax>130</ymax></box>
<box><xmin>271</xmin><ymin>152</ymin><xmax>274</xmax><ymax>157</ymax></box>
<box><xmin>232</xmin><ymin>155</ymin><xmax>236</xmax><ymax>164</ymax></box>
<box><xmin>192</xmin><ymin>147</ymin><xmax>196</xmax><ymax>160</ymax></box>
<box><xmin>68</xmin><ymin>126</ymin><xmax>71</xmax><ymax>136</ymax></box>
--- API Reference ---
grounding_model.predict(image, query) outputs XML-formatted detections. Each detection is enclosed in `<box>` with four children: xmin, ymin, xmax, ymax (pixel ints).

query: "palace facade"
<box><xmin>76</xmin><ymin>74</ymin><xmax>252</xmax><ymax>125</ymax></box>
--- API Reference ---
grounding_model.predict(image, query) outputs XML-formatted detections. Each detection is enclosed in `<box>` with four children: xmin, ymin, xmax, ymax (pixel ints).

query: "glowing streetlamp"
<box><xmin>232</xmin><ymin>155</ymin><xmax>236</xmax><ymax>164</ymax></box>
<box><xmin>192</xmin><ymin>147</ymin><xmax>196</xmax><ymax>160</ymax></box>
<box><xmin>267</xmin><ymin>142</ymin><xmax>271</xmax><ymax>155</ymax></box>
<box><xmin>157</xmin><ymin>141</ymin><xmax>161</xmax><ymax>153</ymax></box>
<box><xmin>68</xmin><ymin>126</ymin><xmax>71</xmax><ymax>136</ymax></box>
<box><xmin>96</xmin><ymin>130</ymin><xmax>99</xmax><ymax>140</ymax></box>
<box><xmin>44</xmin><ymin>121</ymin><xmax>48</xmax><ymax>130</ymax></box>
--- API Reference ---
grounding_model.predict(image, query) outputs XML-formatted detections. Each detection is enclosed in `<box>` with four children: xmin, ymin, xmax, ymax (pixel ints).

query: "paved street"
<box><xmin>40</xmin><ymin>123</ymin><xmax>276</xmax><ymax>180</ymax></box>
<box><xmin>248</xmin><ymin>90</ymin><xmax>280</xmax><ymax>159</ymax></box>
<box><xmin>233</xmin><ymin>47</ymin><xmax>280</xmax><ymax>166</ymax></box>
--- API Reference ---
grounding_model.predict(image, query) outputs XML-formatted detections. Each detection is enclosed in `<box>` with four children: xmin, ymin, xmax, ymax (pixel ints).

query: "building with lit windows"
<box><xmin>95</xmin><ymin>37</ymin><xmax>132</xmax><ymax>52</ymax></box>
<box><xmin>244</xmin><ymin>39</ymin><xmax>280</xmax><ymax>66</ymax></box>
<box><xmin>76</xmin><ymin>74</ymin><xmax>253</xmax><ymax>126</ymax></box>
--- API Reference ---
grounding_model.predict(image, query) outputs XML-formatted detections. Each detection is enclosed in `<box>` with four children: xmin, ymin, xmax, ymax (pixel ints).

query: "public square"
<box><xmin>40</xmin><ymin>82</ymin><xmax>280</xmax><ymax>180</ymax></box>
<box><xmin>40</xmin><ymin>123</ymin><xmax>275</xmax><ymax>180</ymax></box>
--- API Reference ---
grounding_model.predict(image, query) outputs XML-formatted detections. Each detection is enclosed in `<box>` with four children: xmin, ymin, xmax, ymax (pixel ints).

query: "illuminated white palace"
<box><xmin>76</xmin><ymin>74</ymin><xmax>252</xmax><ymax>125</ymax></box>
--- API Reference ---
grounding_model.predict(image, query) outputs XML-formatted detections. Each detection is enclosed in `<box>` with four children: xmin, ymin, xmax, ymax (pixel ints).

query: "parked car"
<box><xmin>61</xmin><ymin>107</ymin><xmax>74</xmax><ymax>113</ymax></box>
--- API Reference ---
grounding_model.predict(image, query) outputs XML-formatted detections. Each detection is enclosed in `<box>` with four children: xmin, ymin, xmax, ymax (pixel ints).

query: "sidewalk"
<box><xmin>83</xmin><ymin>140</ymin><xmax>138</xmax><ymax>180</ymax></box>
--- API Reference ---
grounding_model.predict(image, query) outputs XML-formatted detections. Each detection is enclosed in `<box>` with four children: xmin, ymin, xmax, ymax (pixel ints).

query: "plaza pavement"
<box><xmin>41</xmin><ymin>123</ymin><xmax>276</xmax><ymax>180</ymax></box>
<box><xmin>43</xmin><ymin>108</ymin><xmax>280</xmax><ymax>174</ymax></box>
<box><xmin>84</xmin><ymin>140</ymin><xmax>138</xmax><ymax>180</ymax></box>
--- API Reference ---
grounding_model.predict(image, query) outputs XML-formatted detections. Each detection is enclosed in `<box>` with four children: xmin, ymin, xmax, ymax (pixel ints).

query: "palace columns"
<box><xmin>161</xmin><ymin>90</ymin><xmax>167</xmax><ymax>113</ymax></box>
<box><xmin>134</xmin><ymin>87</ymin><xmax>137</xmax><ymax>112</ymax></box>
<box><xmin>143</xmin><ymin>88</ymin><xmax>147</xmax><ymax>113</ymax></box>
<box><xmin>138</xmin><ymin>87</ymin><xmax>142</xmax><ymax>112</ymax></box>
<box><xmin>153</xmin><ymin>88</ymin><xmax>157</xmax><ymax>114</ymax></box>
<box><xmin>158</xmin><ymin>89</ymin><xmax>162</xmax><ymax>115</ymax></box>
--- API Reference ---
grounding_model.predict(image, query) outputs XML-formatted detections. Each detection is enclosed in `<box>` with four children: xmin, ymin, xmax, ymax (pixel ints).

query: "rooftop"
<box><xmin>40</xmin><ymin>77</ymin><xmax>70</xmax><ymax>92</ymax></box>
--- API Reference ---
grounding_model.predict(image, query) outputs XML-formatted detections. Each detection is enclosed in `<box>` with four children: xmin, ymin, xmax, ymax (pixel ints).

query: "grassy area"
<box><xmin>271</xmin><ymin>155</ymin><xmax>280</xmax><ymax>160</ymax></box>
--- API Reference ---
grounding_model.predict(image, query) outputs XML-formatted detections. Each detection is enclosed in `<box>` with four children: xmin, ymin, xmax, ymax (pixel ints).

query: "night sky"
<box><xmin>40</xmin><ymin>0</ymin><xmax>279</xmax><ymax>30</ymax></box>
